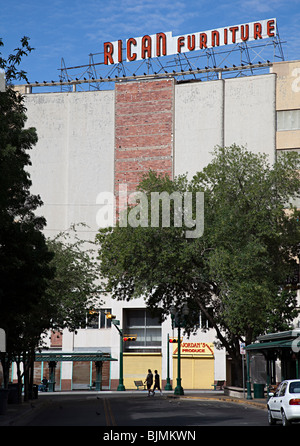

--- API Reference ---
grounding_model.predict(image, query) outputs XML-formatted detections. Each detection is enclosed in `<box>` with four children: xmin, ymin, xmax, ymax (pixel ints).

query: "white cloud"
<box><xmin>84</xmin><ymin>0</ymin><xmax>200</xmax><ymax>43</ymax></box>
<box><xmin>240</xmin><ymin>0</ymin><xmax>285</xmax><ymax>13</ymax></box>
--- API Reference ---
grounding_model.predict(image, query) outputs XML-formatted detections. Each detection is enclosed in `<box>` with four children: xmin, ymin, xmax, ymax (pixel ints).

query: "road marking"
<box><xmin>103</xmin><ymin>398</ymin><xmax>117</xmax><ymax>426</ymax></box>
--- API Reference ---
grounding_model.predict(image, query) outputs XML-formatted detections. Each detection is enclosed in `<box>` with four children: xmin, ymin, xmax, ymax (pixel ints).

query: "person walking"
<box><xmin>144</xmin><ymin>369</ymin><xmax>153</xmax><ymax>396</ymax></box>
<box><xmin>152</xmin><ymin>370</ymin><xmax>162</xmax><ymax>395</ymax></box>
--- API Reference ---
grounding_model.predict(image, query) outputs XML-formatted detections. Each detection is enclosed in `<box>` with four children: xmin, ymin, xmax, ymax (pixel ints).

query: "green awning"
<box><xmin>246</xmin><ymin>329</ymin><xmax>300</xmax><ymax>352</ymax></box>
<box><xmin>246</xmin><ymin>339</ymin><xmax>295</xmax><ymax>351</ymax></box>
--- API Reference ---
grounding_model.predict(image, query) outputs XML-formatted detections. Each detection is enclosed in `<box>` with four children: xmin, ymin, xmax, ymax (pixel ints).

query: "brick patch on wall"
<box><xmin>50</xmin><ymin>330</ymin><xmax>62</xmax><ymax>348</ymax></box>
<box><xmin>115</xmin><ymin>78</ymin><xmax>174</xmax><ymax>214</ymax></box>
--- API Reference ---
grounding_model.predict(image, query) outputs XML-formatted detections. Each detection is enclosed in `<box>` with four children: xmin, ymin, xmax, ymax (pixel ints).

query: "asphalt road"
<box><xmin>21</xmin><ymin>393</ymin><xmax>268</xmax><ymax>427</ymax></box>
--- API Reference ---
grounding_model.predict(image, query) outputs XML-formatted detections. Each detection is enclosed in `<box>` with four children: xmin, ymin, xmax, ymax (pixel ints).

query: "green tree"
<box><xmin>97</xmin><ymin>145</ymin><xmax>300</xmax><ymax>385</ymax></box>
<box><xmin>46</xmin><ymin>225</ymin><xmax>103</xmax><ymax>332</ymax></box>
<box><xmin>0</xmin><ymin>37</ymin><xmax>53</xmax><ymax>396</ymax></box>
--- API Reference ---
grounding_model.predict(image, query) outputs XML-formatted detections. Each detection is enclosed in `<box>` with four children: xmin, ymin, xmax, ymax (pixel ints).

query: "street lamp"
<box><xmin>170</xmin><ymin>302</ymin><xmax>189</xmax><ymax>395</ymax></box>
<box><xmin>105</xmin><ymin>313</ymin><xmax>137</xmax><ymax>391</ymax></box>
<box><xmin>164</xmin><ymin>333</ymin><xmax>173</xmax><ymax>391</ymax></box>
<box><xmin>106</xmin><ymin>313</ymin><xmax>126</xmax><ymax>391</ymax></box>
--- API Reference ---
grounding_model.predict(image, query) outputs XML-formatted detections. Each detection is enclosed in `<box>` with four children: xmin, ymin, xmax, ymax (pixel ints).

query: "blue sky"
<box><xmin>1</xmin><ymin>0</ymin><xmax>300</xmax><ymax>84</ymax></box>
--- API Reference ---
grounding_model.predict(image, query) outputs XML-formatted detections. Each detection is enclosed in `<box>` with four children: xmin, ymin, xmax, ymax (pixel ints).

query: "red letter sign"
<box><xmin>127</xmin><ymin>38</ymin><xmax>137</xmax><ymax>61</ymax></box>
<box><xmin>104</xmin><ymin>42</ymin><xmax>114</xmax><ymax>65</ymax></box>
<box><xmin>141</xmin><ymin>35</ymin><xmax>152</xmax><ymax>59</ymax></box>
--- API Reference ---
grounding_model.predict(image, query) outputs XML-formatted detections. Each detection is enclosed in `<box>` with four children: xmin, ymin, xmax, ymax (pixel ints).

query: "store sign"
<box><xmin>173</xmin><ymin>342</ymin><xmax>214</xmax><ymax>357</ymax></box>
<box><xmin>104</xmin><ymin>18</ymin><xmax>276</xmax><ymax>65</ymax></box>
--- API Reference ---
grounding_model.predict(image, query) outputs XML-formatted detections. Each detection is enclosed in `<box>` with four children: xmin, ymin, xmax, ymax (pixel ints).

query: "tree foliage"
<box><xmin>97</xmin><ymin>145</ymin><xmax>300</xmax><ymax>385</ymax></box>
<box><xmin>0</xmin><ymin>37</ymin><xmax>53</xmax><ymax>395</ymax></box>
<box><xmin>0</xmin><ymin>36</ymin><xmax>34</xmax><ymax>83</ymax></box>
<box><xmin>46</xmin><ymin>225</ymin><xmax>103</xmax><ymax>332</ymax></box>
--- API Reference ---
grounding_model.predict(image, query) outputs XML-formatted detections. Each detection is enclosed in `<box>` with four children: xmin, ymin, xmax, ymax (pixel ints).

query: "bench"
<box><xmin>211</xmin><ymin>380</ymin><xmax>225</xmax><ymax>390</ymax></box>
<box><xmin>134</xmin><ymin>380</ymin><xmax>146</xmax><ymax>390</ymax></box>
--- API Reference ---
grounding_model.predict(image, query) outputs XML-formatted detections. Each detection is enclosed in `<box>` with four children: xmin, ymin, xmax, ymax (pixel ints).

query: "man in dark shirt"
<box><xmin>152</xmin><ymin>369</ymin><xmax>162</xmax><ymax>395</ymax></box>
<box><xmin>144</xmin><ymin>369</ymin><xmax>153</xmax><ymax>396</ymax></box>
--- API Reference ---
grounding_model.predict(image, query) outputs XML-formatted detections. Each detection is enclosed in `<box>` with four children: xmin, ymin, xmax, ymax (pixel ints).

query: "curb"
<box><xmin>179</xmin><ymin>394</ymin><xmax>267</xmax><ymax>409</ymax></box>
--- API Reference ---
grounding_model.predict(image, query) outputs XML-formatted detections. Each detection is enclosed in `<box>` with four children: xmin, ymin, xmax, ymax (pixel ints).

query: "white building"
<box><xmin>12</xmin><ymin>59</ymin><xmax>300</xmax><ymax>390</ymax></box>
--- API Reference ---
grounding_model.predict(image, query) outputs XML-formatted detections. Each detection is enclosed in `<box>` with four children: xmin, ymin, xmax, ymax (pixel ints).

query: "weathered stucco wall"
<box><xmin>25</xmin><ymin>90</ymin><xmax>115</xmax><ymax>240</ymax></box>
<box><xmin>174</xmin><ymin>73</ymin><xmax>276</xmax><ymax>179</ymax></box>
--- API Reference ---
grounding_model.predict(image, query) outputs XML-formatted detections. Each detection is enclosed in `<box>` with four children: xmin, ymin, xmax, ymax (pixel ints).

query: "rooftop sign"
<box><xmin>104</xmin><ymin>18</ymin><xmax>276</xmax><ymax>65</ymax></box>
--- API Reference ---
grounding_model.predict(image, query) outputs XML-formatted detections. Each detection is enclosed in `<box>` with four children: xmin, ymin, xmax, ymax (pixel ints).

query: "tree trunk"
<box><xmin>28</xmin><ymin>354</ymin><xmax>34</xmax><ymax>400</ymax></box>
<box><xmin>16</xmin><ymin>361</ymin><xmax>23</xmax><ymax>404</ymax></box>
<box><xmin>0</xmin><ymin>354</ymin><xmax>10</xmax><ymax>389</ymax></box>
<box><xmin>23</xmin><ymin>356</ymin><xmax>29</xmax><ymax>402</ymax></box>
<box><xmin>230</xmin><ymin>353</ymin><xmax>244</xmax><ymax>387</ymax></box>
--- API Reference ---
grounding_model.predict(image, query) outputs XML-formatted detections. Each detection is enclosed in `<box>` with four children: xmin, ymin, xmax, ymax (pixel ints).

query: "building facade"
<box><xmin>11</xmin><ymin>59</ymin><xmax>300</xmax><ymax>390</ymax></box>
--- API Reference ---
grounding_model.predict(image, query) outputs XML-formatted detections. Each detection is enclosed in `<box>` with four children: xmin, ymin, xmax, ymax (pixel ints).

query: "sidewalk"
<box><xmin>0</xmin><ymin>390</ymin><xmax>267</xmax><ymax>426</ymax></box>
<box><xmin>0</xmin><ymin>396</ymin><xmax>48</xmax><ymax>426</ymax></box>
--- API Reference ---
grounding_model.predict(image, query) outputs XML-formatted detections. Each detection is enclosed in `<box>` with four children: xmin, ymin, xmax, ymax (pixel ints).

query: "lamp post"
<box><xmin>105</xmin><ymin>313</ymin><xmax>137</xmax><ymax>391</ymax></box>
<box><xmin>106</xmin><ymin>313</ymin><xmax>125</xmax><ymax>391</ymax></box>
<box><xmin>117</xmin><ymin>326</ymin><xmax>125</xmax><ymax>391</ymax></box>
<box><xmin>170</xmin><ymin>303</ymin><xmax>189</xmax><ymax>396</ymax></box>
<box><xmin>164</xmin><ymin>334</ymin><xmax>172</xmax><ymax>390</ymax></box>
<box><xmin>246</xmin><ymin>351</ymin><xmax>253</xmax><ymax>400</ymax></box>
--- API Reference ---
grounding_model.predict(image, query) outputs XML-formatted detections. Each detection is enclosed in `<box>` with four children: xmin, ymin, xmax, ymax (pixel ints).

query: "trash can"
<box><xmin>30</xmin><ymin>384</ymin><xmax>38</xmax><ymax>400</ymax></box>
<box><xmin>253</xmin><ymin>383</ymin><xmax>265</xmax><ymax>399</ymax></box>
<box><xmin>0</xmin><ymin>389</ymin><xmax>9</xmax><ymax>415</ymax></box>
<box><xmin>8</xmin><ymin>383</ymin><xmax>19</xmax><ymax>404</ymax></box>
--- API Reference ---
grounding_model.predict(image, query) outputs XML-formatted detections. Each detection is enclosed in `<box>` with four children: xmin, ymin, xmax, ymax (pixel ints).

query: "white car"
<box><xmin>267</xmin><ymin>379</ymin><xmax>300</xmax><ymax>426</ymax></box>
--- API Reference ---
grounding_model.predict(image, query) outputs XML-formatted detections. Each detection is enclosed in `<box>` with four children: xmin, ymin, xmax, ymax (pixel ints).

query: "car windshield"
<box><xmin>289</xmin><ymin>381</ymin><xmax>300</xmax><ymax>394</ymax></box>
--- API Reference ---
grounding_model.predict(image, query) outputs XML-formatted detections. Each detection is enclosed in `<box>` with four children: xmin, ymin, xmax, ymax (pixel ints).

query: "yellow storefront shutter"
<box><xmin>173</xmin><ymin>342</ymin><xmax>215</xmax><ymax>389</ymax></box>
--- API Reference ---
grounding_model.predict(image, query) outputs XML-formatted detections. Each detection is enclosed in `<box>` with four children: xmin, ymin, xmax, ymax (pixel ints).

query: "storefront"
<box><xmin>123</xmin><ymin>353</ymin><xmax>162</xmax><ymax>390</ymax></box>
<box><xmin>173</xmin><ymin>342</ymin><xmax>214</xmax><ymax>389</ymax></box>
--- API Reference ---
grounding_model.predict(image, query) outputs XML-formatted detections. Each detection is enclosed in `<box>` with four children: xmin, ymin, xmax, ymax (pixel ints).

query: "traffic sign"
<box><xmin>0</xmin><ymin>328</ymin><xmax>6</xmax><ymax>352</ymax></box>
<box><xmin>240</xmin><ymin>342</ymin><xmax>246</xmax><ymax>355</ymax></box>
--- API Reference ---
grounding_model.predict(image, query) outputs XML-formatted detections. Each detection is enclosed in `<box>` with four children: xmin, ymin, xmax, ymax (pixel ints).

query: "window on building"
<box><xmin>276</xmin><ymin>149</ymin><xmax>300</xmax><ymax>208</ymax></box>
<box><xmin>86</xmin><ymin>310</ymin><xmax>99</xmax><ymax>329</ymax></box>
<box><xmin>277</xmin><ymin>109</ymin><xmax>300</xmax><ymax>131</ymax></box>
<box><xmin>100</xmin><ymin>309</ymin><xmax>112</xmax><ymax>329</ymax></box>
<box><xmin>199</xmin><ymin>309</ymin><xmax>213</xmax><ymax>329</ymax></box>
<box><xmin>86</xmin><ymin>308</ymin><xmax>112</xmax><ymax>329</ymax></box>
<box><xmin>277</xmin><ymin>148</ymin><xmax>300</xmax><ymax>156</ymax></box>
<box><xmin>123</xmin><ymin>309</ymin><xmax>161</xmax><ymax>352</ymax></box>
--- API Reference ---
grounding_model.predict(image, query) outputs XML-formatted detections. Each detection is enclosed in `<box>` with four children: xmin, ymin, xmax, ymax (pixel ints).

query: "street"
<box><xmin>18</xmin><ymin>393</ymin><xmax>268</xmax><ymax>427</ymax></box>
